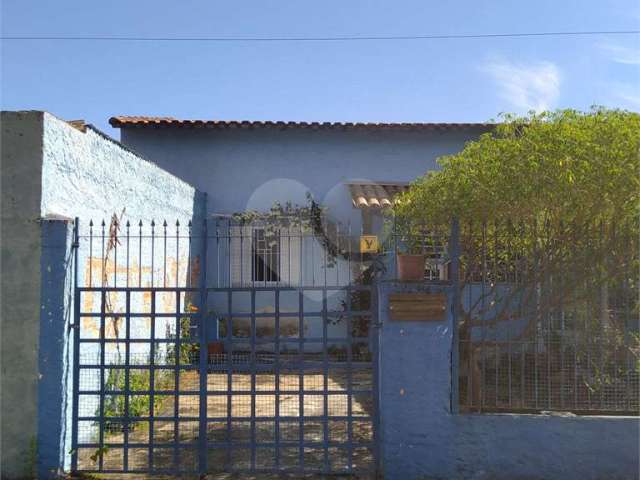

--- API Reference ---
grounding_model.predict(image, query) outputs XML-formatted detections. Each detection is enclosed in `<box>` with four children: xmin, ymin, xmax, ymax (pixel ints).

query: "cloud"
<box><xmin>599</xmin><ymin>43</ymin><xmax>640</xmax><ymax>65</ymax></box>
<box><xmin>481</xmin><ymin>58</ymin><xmax>561</xmax><ymax>112</ymax></box>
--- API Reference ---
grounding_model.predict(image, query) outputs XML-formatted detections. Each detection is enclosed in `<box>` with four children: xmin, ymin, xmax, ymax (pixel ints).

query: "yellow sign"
<box><xmin>360</xmin><ymin>235</ymin><xmax>379</xmax><ymax>253</ymax></box>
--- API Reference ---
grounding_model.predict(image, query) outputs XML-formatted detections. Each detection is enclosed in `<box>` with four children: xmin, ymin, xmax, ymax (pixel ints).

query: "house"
<box><xmin>110</xmin><ymin>116</ymin><xmax>491</xmax><ymax>234</ymax></box>
<box><xmin>110</xmin><ymin>116</ymin><xmax>492</xmax><ymax>341</ymax></box>
<box><xmin>2</xmin><ymin>111</ymin><xmax>637</xmax><ymax>480</ymax></box>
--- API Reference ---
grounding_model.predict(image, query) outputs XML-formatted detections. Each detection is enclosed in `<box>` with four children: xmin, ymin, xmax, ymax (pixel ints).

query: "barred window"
<box><xmin>231</xmin><ymin>225</ymin><xmax>300</xmax><ymax>286</ymax></box>
<box><xmin>252</xmin><ymin>229</ymin><xmax>280</xmax><ymax>282</ymax></box>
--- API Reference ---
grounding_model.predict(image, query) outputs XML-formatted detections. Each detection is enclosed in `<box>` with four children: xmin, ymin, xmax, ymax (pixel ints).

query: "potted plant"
<box><xmin>393</xmin><ymin>217</ymin><xmax>426</xmax><ymax>281</ymax></box>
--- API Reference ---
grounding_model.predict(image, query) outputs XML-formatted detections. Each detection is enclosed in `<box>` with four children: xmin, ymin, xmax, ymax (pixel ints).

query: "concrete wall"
<box><xmin>1</xmin><ymin>111</ymin><xmax>206</xmax><ymax>478</ymax></box>
<box><xmin>378</xmin><ymin>281</ymin><xmax>640</xmax><ymax>480</ymax></box>
<box><xmin>1</xmin><ymin>111</ymin><xmax>45</xmax><ymax>479</ymax></box>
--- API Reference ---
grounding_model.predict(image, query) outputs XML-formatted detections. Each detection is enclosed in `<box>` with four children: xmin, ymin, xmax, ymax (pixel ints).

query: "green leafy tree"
<box><xmin>393</xmin><ymin>108</ymin><xmax>639</xmax><ymax>411</ymax></box>
<box><xmin>395</xmin><ymin>108</ymin><xmax>639</xmax><ymax>226</ymax></box>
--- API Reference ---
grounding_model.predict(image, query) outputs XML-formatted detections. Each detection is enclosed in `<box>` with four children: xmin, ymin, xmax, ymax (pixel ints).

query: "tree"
<box><xmin>393</xmin><ymin>108</ymin><xmax>640</xmax><ymax>412</ymax></box>
<box><xmin>395</xmin><ymin>108</ymin><xmax>639</xmax><ymax>226</ymax></box>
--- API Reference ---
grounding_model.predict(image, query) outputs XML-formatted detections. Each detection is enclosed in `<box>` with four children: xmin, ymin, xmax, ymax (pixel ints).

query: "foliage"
<box><xmin>392</xmin><ymin>109</ymin><xmax>640</xmax><ymax>311</ymax></box>
<box><xmin>166</xmin><ymin>313</ymin><xmax>199</xmax><ymax>365</ymax></box>
<box><xmin>393</xmin><ymin>108</ymin><xmax>640</xmax><ymax>227</ymax></box>
<box><xmin>392</xmin><ymin>108</ymin><xmax>640</xmax><ymax>411</ymax></box>
<box><xmin>102</xmin><ymin>369</ymin><xmax>167</xmax><ymax>430</ymax></box>
<box><xmin>231</xmin><ymin>192</ymin><xmax>355</xmax><ymax>267</ymax></box>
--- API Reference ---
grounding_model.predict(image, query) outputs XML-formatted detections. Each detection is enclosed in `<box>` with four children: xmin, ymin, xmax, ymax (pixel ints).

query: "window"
<box><xmin>252</xmin><ymin>229</ymin><xmax>280</xmax><ymax>282</ymax></box>
<box><xmin>230</xmin><ymin>225</ymin><xmax>300</xmax><ymax>286</ymax></box>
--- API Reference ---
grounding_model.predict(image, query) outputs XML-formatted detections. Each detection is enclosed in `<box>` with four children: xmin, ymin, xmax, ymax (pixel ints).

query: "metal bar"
<box><xmin>450</xmin><ymin>218</ymin><xmax>460</xmax><ymax>413</ymax></box>
<box><xmin>173</xmin><ymin>291</ymin><xmax>181</xmax><ymax>470</ymax></box>
<box><xmin>98</xmin><ymin>289</ymin><xmax>106</xmax><ymax>470</ymax></box>
<box><xmin>138</xmin><ymin>221</ymin><xmax>143</xmax><ymax>288</ymax></box>
<box><xmin>75</xmin><ymin>285</ymin><xmax>373</xmax><ymax>293</ymax></box>
<box><xmin>546</xmin><ymin>224</ymin><xmax>552</xmax><ymax>410</ymax></box>
<box><xmin>88</xmin><ymin>220</ymin><xmax>93</xmax><ymax>288</ymax></box>
<box><xmin>480</xmin><ymin>221</ymin><xmax>487</xmax><ymax>411</ymax></box>
<box><xmin>624</xmin><ymin>227</ymin><xmax>632</xmax><ymax>412</ymax></box>
<box><xmin>71</xmin><ymin>218</ymin><xmax>81</xmax><ymax>471</ymax></box>
<box><xmin>198</xmin><ymin>218</ymin><xmax>209</xmax><ymax>475</ymax></box>
<box><xmin>370</xmin><ymin>284</ymin><xmax>381</xmax><ymax>475</ymax></box>
<box><xmin>519</xmin><ymin>223</ymin><xmax>526</xmax><ymax>409</ymax></box>
<box><xmin>322</xmin><ymin>287</ymin><xmax>329</xmax><ymax>473</ymax></box>
<box><xmin>75</xmin><ymin>440</ymin><xmax>376</xmax><ymax>449</ymax></box>
<box><xmin>274</xmin><ymin>289</ymin><xmax>281</xmax><ymax>470</ymax></box>
<box><xmin>148</xmin><ymin>283</ymin><xmax>156</xmax><ymax>470</ymax></box>
<box><xmin>494</xmin><ymin>221</ymin><xmax>499</xmax><ymax>407</ymax></box>
<box><xmin>113</xmin><ymin>218</ymin><xmax>118</xmax><ymax>288</ymax></box>
<box><xmin>533</xmin><ymin>219</ymin><xmax>539</xmax><ymax>410</ymax></box>
<box><xmin>346</xmin><ymin>264</ymin><xmax>353</xmax><ymax>472</ymax></box>
<box><xmin>507</xmin><ymin>221</ymin><xmax>513</xmax><ymax>409</ymax></box>
<box><xmin>163</xmin><ymin>220</ymin><xmax>168</xmax><ymax>288</ymax></box>
<box><xmin>250</xmin><ymin>289</ymin><xmax>257</xmax><ymax>471</ymax></box>
<box><xmin>123</xmin><ymin>290</ymin><xmax>131</xmax><ymax>471</ymax></box>
<box><xmin>101</xmin><ymin>220</ymin><xmax>105</xmax><ymax>289</ymax></box>
<box><xmin>298</xmin><ymin>288</ymin><xmax>304</xmax><ymax>471</ymax></box>
<box><xmin>79</xmin><ymin>414</ymin><xmax>375</xmax><ymax>422</ymax></box>
<box><xmin>465</xmin><ymin>221</ymin><xmax>473</xmax><ymax>409</ymax></box>
<box><xmin>225</xmin><ymin>290</ymin><xmax>233</xmax><ymax>470</ymax></box>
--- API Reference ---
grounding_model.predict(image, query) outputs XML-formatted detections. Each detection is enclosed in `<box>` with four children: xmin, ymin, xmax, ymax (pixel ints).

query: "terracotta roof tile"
<box><xmin>346</xmin><ymin>182</ymin><xmax>410</xmax><ymax>209</ymax></box>
<box><xmin>109</xmin><ymin>116</ymin><xmax>494</xmax><ymax>131</ymax></box>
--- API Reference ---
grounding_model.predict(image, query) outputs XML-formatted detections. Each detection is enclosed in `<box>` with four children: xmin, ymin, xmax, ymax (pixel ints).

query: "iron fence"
<box><xmin>385</xmin><ymin>217</ymin><xmax>638</xmax><ymax>414</ymax></box>
<box><xmin>71</xmin><ymin>215</ymin><xmax>379</xmax><ymax>475</ymax></box>
<box><xmin>455</xmin><ymin>220</ymin><xmax>639</xmax><ymax>414</ymax></box>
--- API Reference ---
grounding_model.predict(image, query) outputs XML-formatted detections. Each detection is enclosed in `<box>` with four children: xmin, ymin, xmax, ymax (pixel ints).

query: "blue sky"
<box><xmin>1</xmin><ymin>0</ymin><xmax>639</xmax><ymax>134</ymax></box>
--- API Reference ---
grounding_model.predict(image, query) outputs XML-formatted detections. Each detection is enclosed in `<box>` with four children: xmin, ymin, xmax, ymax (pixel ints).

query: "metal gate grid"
<box><xmin>70</xmin><ymin>217</ymin><xmax>379</xmax><ymax>476</ymax></box>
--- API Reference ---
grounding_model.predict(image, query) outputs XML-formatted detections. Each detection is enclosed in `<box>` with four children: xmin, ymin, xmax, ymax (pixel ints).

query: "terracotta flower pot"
<box><xmin>397</xmin><ymin>254</ymin><xmax>426</xmax><ymax>281</ymax></box>
<box><xmin>208</xmin><ymin>341</ymin><xmax>224</xmax><ymax>356</ymax></box>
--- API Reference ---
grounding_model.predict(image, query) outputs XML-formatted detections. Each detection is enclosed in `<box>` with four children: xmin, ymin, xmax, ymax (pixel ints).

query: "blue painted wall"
<box><xmin>378</xmin><ymin>281</ymin><xmax>639</xmax><ymax>480</ymax></box>
<box><xmin>38</xmin><ymin>220</ymin><xmax>75</xmax><ymax>479</ymax></box>
<box><xmin>120</xmin><ymin>126</ymin><xmax>488</xmax><ymax>227</ymax></box>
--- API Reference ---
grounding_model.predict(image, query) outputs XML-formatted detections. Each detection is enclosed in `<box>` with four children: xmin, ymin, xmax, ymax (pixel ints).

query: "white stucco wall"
<box><xmin>42</xmin><ymin>113</ymin><xmax>201</xmax><ymax>223</ymax></box>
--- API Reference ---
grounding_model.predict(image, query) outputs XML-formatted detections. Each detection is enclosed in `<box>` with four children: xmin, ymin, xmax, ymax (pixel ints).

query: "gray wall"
<box><xmin>1</xmin><ymin>111</ymin><xmax>45</xmax><ymax>479</ymax></box>
<box><xmin>1</xmin><ymin>111</ymin><xmax>206</xmax><ymax>478</ymax></box>
<box><xmin>378</xmin><ymin>281</ymin><xmax>639</xmax><ymax>480</ymax></box>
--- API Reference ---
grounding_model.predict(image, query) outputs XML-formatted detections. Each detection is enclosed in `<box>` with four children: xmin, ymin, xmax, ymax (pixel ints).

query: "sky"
<box><xmin>1</xmin><ymin>1</ymin><xmax>639</xmax><ymax>135</ymax></box>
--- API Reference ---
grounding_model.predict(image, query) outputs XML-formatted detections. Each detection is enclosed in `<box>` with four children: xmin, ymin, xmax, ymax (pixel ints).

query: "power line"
<box><xmin>1</xmin><ymin>30</ymin><xmax>639</xmax><ymax>43</ymax></box>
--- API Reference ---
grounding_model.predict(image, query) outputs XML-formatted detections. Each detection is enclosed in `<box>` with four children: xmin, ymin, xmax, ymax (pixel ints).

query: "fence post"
<box><xmin>198</xmin><ymin>217</ymin><xmax>209</xmax><ymax>475</ymax></box>
<box><xmin>37</xmin><ymin>218</ymin><xmax>77</xmax><ymax>478</ymax></box>
<box><xmin>69</xmin><ymin>218</ymin><xmax>80</xmax><ymax>474</ymax></box>
<box><xmin>449</xmin><ymin>218</ymin><xmax>460</xmax><ymax>414</ymax></box>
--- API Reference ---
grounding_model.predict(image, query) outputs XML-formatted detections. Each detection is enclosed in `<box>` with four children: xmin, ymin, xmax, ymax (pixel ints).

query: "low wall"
<box><xmin>378</xmin><ymin>281</ymin><xmax>639</xmax><ymax>480</ymax></box>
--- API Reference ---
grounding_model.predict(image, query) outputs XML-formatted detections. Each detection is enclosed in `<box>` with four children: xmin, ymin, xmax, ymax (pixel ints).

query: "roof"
<box><xmin>347</xmin><ymin>181</ymin><xmax>410</xmax><ymax>209</ymax></box>
<box><xmin>109</xmin><ymin>116</ymin><xmax>494</xmax><ymax>131</ymax></box>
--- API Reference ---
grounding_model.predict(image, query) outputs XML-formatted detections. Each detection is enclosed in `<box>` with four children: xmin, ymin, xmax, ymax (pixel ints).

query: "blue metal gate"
<box><xmin>70</xmin><ymin>217</ymin><xmax>379</xmax><ymax>476</ymax></box>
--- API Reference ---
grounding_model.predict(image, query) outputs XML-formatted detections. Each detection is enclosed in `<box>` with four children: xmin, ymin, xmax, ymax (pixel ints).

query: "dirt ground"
<box><xmin>77</xmin><ymin>370</ymin><xmax>374</xmax><ymax>476</ymax></box>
